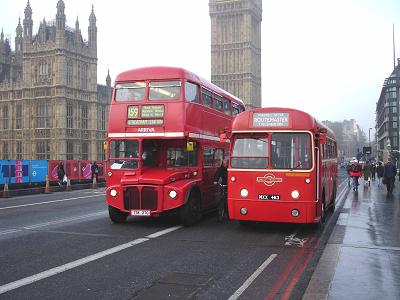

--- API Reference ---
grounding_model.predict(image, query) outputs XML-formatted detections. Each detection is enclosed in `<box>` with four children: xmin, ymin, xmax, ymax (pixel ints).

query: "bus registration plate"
<box><xmin>131</xmin><ymin>209</ymin><xmax>151</xmax><ymax>216</ymax></box>
<box><xmin>258</xmin><ymin>194</ymin><xmax>280</xmax><ymax>200</ymax></box>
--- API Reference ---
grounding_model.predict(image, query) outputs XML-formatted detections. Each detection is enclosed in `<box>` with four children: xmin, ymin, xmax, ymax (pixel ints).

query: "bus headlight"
<box><xmin>240</xmin><ymin>207</ymin><xmax>248</xmax><ymax>215</ymax></box>
<box><xmin>240</xmin><ymin>188</ymin><xmax>248</xmax><ymax>198</ymax></box>
<box><xmin>291</xmin><ymin>209</ymin><xmax>300</xmax><ymax>217</ymax></box>
<box><xmin>169</xmin><ymin>190</ymin><xmax>177</xmax><ymax>199</ymax></box>
<box><xmin>291</xmin><ymin>190</ymin><xmax>300</xmax><ymax>199</ymax></box>
<box><xmin>110</xmin><ymin>189</ymin><xmax>117</xmax><ymax>197</ymax></box>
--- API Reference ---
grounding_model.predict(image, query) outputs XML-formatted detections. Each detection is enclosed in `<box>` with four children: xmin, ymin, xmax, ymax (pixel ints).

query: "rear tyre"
<box><xmin>180</xmin><ymin>191</ymin><xmax>201</xmax><ymax>226</ymax></box>
<box><xmin>108</xmin><ymin>206</ymin><xmax>128</xmax><ymax>223</ymax></box>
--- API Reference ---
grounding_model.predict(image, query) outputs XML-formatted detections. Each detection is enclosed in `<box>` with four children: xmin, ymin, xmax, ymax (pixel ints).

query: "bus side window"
<box><xmin>232</xmin><ymin>103</ymin><xmax>240</xmax><ymax>116</ymax></box>
<box><xmin>214</xmin><ymin>94</ymin><xmax>223</xmax><ymax>112</ymax></box>
<box><xmin>185</xmin><ymin>82</ymin><xmax>200</xmax><ymax>103</ymax></box>
<box><xmin>202</xmin><ymin>88</ymin><xmax>213</xmax><ymax>108</ymax></box>
<box><xmin>223</xmin><ymin>98</ymin><xmax>231</xmax><ymax>115</ymax></box>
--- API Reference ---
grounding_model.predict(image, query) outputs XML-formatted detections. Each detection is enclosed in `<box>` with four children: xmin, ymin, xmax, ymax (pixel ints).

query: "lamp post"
<box><xmin>368</xmin><ymin>128</ymin><xmax>372</xmax><ymax>147</ymax></box>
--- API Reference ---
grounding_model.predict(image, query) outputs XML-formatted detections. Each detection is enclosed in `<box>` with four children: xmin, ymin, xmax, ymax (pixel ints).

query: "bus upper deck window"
<box><xmin>149</xmin><ymin>80</ymin><xmax>181</xmax><ymax>100</ymax></box>
<box><xmin>185</xmin><ymin>82</ymin><xmax>200</xmax><ymax>103</ymax></box>
<box><xmin>115</xmin><ymin>82</ymin><xmax>146</xmax><ymax>102</ymax></box>
<box><xmin>202</xmin><ymin>88</ymin><xmax>213</xmax><ymax>108</ymax></box>
<box><xmin>232</xmin><ymin>103</ymin><xmax>240</xmax><ymax>116</ymax></box>
<box><xmin>214</xmin><ymin>95</ymin><xmax>223</xmax><ymax>112</ymax></box>
<box><xmin>223</xmin><ymin>98</ymin><xmax>231</xmax><ymax>115</ymax></box>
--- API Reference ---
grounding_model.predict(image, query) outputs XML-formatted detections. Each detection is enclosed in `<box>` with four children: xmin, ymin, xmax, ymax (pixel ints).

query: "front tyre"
<box><xmin>180</xmin><ymin>191</ymin><xmax>201</xmax><ymax>226</ymax></box>
<box><xmin>108</xmin><ymin>206</ymin><xmax>128</xmax><ymax>224</ymax></box>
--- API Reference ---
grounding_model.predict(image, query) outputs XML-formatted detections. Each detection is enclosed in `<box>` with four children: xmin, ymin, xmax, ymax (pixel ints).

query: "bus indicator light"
<box><xmin>231</xmin><ymin>176</ymin><xmax>236</xmax><ymax>182</ymax></box>
<box><xmin>305</xmin><ymin>178</ymin><xmax>311</xmax><ymax>184</ymax></box>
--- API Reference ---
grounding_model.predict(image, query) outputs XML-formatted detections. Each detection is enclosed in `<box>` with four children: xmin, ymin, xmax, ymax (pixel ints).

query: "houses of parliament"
<box><xmin>0</xmin><ymin>0</ymin><xmax>262</xmax><ymax>161</ymax></box>
<box><xmin>0</xmin><ymin>0</ymin><xmax>111</xmax><ymax>161</ymax></box>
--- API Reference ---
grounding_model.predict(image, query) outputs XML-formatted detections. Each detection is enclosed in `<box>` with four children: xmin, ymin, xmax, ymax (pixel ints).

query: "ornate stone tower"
<box><xmin>209</xmin><ymin>0</ymin><xmax>262</xmax><ymax>108</ymax></box>
<box><xmin>0</xmin><ymin>0</ymin><xmax>111</xmax><ymax>161</ymax></box>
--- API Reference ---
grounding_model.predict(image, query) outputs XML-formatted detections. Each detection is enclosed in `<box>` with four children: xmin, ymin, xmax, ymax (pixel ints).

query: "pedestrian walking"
<box><xmin>371</xmin><ymin>163</ymin><xmax>376</xmax><ymax>180</ymax></box>
<box><xmin>383</xmin><ymin>158</ymin><xmax>397</xmax><ymax>195</ymax></box>
<box><xmin>91</xmin><ymin>161</ymin><xmax>99</xmax><ymax>181</ymax></box>
<box><xmin>363</xmin><ymin>161</ymin><xmax>371</xmax><ymax>187</ymax></box>
<box><xmin>376</xmin><ymin>161</ymin><xmax>384</xmax><ymax>188</ymax></box>
<box><xmin>57</xmin><ymin>162</ymin><xmax>65</xmax><ymax>187</ymax></box>
<box><xmin>349</xmin><ymin>159</ymin><xmax>362</xmax><ymax>191</ymax></box>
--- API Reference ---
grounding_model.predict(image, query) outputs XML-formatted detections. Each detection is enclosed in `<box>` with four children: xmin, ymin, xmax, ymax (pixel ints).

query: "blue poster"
<box><xmin>0</xmin><ymin>160</ymin><xmax>48</xmax><ymax>184</ymax></box>
<box><xmin>30</xmin><ymin>160</ymin><xmax>48</xmax><ymax>183</ymax></box>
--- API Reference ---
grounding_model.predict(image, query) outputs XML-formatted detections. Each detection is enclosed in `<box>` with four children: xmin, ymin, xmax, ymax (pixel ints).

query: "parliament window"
<box><xmin>16</xmin><ymin>104</ymin><xmax>22</xmax><ymax>129</ymax></box>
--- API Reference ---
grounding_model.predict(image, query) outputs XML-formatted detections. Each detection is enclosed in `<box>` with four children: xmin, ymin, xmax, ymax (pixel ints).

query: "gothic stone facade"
<box><xmin>0</xmin><ymin>0</ymin><xmax>111</xmax><ymax>161</ymax></box>
<box><xmin>209</xmin><ymin>0</ymin><xmax>262</xmax><ymax>109</ymax></box>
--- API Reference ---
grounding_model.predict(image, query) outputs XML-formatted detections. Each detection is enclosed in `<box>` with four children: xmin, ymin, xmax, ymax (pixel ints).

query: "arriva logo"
<box><xmin>256</xmin><ymin>173</ymin><xmax>283</xmax><ymax>186</ymax></box>
<box><xmin>137</xmin><ymin>128</ymin><xmax>155</xmax><ymax>133</ymax></box>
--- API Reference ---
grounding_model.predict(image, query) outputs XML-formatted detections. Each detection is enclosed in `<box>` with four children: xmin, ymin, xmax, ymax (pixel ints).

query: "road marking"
<box><xmin>284</xmin><ymin>231</ymin><xmax>307</xmax><ymax>247</ymax></box>
<box><xmin>0</xmin><ymin>194</ymin><xmax>103</xmax><ymax>211</ymax></box>
<box><xmin>0</xmin><ymin>229</ymin><xmax>21</xmax><ymax>236</ymax></box>
<box><xmin>0</xmin><ymin>225</ymin><xmax>182</xmax><ymax>295</ymax></box>
<box><xmin>0</xmin><ymin>212</ymin><xmax>107</xmax><ymax>237</ymax></box>
<box><xmin>228</xmin><ymin>254</ymin><xmax>277</xmax><ymax>300</ymax></box>
<box><xmin>22</xmin><ymin>211</ymin><xmax>107</xmax><ymax>230</ymax></box>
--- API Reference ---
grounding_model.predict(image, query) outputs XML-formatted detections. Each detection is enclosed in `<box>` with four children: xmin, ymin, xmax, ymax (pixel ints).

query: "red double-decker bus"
<box><xmin>226</xmin><ymin>107</ymin><xmax>337</xmax><ymax>225</ymax></box>
<box><xmin>105</xmin><ymin>66</ymin><xmax>245</xmax><ymax>225</ymax></box>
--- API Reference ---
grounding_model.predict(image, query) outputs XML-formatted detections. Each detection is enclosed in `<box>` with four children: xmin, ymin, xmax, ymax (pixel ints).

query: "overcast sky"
<box><xmin>2</xmin><ymin>0</ymin><xmax>400</xmax><ymax>134</ymax></box>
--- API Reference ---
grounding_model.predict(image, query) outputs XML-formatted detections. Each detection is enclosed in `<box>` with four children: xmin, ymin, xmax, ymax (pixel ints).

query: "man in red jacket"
<box><xmin>349</xmin><ymin>160</ymin><xmax>362</xmax><ymax>191</ymax></box>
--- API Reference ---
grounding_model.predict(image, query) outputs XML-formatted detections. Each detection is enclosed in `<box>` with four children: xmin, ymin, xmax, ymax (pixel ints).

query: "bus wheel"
<box><xmin>108</xmin><ymin>206</ymin><xmax>128</xmax><ymax>224</ymax></box>
<box><xmin>180</xmin><ymin>191</ymin><xmax>201</xmax><ymax>226</ymax></box>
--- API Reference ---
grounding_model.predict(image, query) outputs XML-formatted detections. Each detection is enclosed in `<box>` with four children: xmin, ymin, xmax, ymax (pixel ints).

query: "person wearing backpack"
<box><xmin>349</xmin><ymin>160</ymin><xmax>362</xmax><ymax>191</ymax></box>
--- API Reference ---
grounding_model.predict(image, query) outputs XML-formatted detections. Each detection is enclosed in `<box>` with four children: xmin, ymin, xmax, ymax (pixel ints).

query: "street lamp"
<box><xmin>368</xmin><ymin>128</ymin><xmax>372</xmax><ymax>147</ymax></box>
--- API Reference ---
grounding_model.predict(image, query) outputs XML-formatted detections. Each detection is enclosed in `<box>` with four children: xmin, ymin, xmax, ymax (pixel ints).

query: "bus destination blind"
<box><xmin>127</xmin><ymin>105</ymin><xmax>164</xmax><ymax>126</ymax></box>
<box><xmin>253</xmin><ymin>112</ymin><xmax>289</xmax><ymax>127</ymax></box>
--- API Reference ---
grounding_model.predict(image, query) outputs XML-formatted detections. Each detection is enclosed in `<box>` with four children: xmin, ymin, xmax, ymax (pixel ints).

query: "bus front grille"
<box><xmin>141</xmin><ymin>187</ymin><xmax>158</xmax><ymax>211</ymax></box>
<box><xmin>123</xmin><ymin>186</ymin><xmax>158</xmax><ymax>211</ymax></box>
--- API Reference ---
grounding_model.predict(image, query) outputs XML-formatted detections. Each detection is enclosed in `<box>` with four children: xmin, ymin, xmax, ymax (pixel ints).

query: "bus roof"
<box><xmin>115</xmin><ymin>66</ymin><xmax>244</xmax><ymax>105</ymax></box>
<box><xmin>232</xmin><ymin>107</ymin><xmax>336</xmax><ymax>138</ymax></box>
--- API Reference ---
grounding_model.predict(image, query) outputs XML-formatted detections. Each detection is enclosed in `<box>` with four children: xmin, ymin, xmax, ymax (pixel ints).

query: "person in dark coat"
<box><xmin>91</xmin><ymin>161</ymin><xmax>99</xmax><ymax>181</ymax></box>
<box><xmin>383</xmin><ymin>158</ymin><xmax>397</xmax><ymax>195</ymax></box>
<box><xmin>57</xmin><ymin>162</ymin><xmax>65</xmax><ymax>187</ymax></box>
<box><xmin>371</xmin><ymin>163</ymin><xmax>376</xmax><ymax>180</ymax></box>
<box><xmin>376</xmin><ymin>161</ymin><xmax>384</xmax><ymax>188</ymax></box>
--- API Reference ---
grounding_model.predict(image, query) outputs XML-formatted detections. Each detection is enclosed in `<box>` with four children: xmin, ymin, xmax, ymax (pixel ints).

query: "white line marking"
<box><xmin>0</xmin><ymin>225</ymin><xmax>182</xmax><ymax>295</ymax></box>
<box><xmin>0</xmin><ymin>229</ymin><xmax>21</xmax><ymax>236</ymax></box>
<box><xmin>0</xmin><ymin>194</ymin><xmax>103</xmax><ymax>211</ymax></box>
<box><xmin>228</xmin><ymin>254</ymin><xmax>277</xmax><ymax>300</ymax></box>
<box><xmin>146</xmin><ymin>225</ymin><xmax>183</xmax><ymax>238</ymax></box>
<box><xmin>22</xmin><ymin>211</ymin><xmax>106</xmax><ymax>230</ymax></box>
<box><xmin>0</xmin><ymin>212</ymin><xmax>107</xmax><ymax>236</ymax></box>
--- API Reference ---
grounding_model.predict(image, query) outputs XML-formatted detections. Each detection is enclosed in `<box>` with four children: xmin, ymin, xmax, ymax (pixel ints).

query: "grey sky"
<box><xmin>1</xmin><ymin>0</ymin><xmax>400</xmax><ymax>133</ymax></box>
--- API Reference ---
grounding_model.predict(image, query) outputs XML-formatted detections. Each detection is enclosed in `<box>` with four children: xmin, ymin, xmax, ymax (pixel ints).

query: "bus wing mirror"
<box><xmin>319</xmin><ymin>134</ymin><xmax>327</xmax><ymax>145</ymax></box>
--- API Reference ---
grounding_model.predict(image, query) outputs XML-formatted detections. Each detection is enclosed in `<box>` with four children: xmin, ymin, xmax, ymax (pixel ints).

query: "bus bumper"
<box><xmin>229</xmin><ymin>199</ymin><xmax>315</xmax><ymax>223</ymax></box>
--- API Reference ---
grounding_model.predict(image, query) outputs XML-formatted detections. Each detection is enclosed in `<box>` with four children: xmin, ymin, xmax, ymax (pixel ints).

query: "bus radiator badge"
<box><xmin>257</xmin><ymin>173</ymin><xmax>283</xmax><ymax>186</ymax></box>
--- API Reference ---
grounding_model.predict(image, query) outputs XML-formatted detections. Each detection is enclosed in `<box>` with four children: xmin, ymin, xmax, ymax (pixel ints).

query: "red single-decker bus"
<box><xmin>226</xmin><ymin>107</ymin><xmax>337</xmax><ymax>224</ymax></box>
<box><xmin>105</xmin><ymin>66</ymin><xmax>245</xmax><ymax>225</ymax></box>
